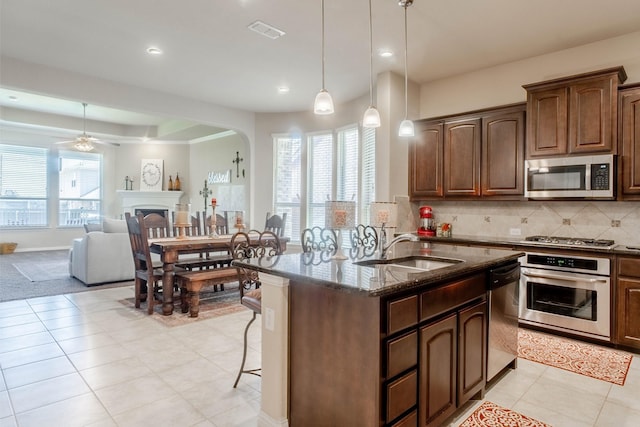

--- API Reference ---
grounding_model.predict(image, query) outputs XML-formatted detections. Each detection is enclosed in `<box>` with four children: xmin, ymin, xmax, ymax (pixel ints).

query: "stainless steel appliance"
<box><xmin>519</xmin><ymin>248</ymin><xmax>611</xmax><ymax>341</ymax></box>
<box><xmin>487</xmin><ymin>262</ymin><xmax>520</xmax><ymax>382</ymax></box>
<box><xmin>522</xmin><ymin>235</ymin><xmax>616</xmax><ymax>250</ymax></box>
<box><xmin>524</xmin><ymin>154</ymin><xmax>615</xmax><ymax>199</ymax></box>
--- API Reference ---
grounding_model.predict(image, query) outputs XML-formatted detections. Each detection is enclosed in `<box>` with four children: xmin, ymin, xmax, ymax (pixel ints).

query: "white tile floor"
<box><xmin>1</xmin><ymin>286</ymin><xmax>638</xmax><ymax>427</ymax></box>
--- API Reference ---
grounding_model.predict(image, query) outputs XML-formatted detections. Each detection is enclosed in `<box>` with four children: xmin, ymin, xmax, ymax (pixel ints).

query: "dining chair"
<box><xmin>233</xmin><ymin>229</ymin><xmax>283</xmax><ymax>388</ymax></box>
<box><xmin>264</xmin><ymin>212</ymin><xmax>287</xmax><ymax>237</ymax></box>
<box><xmin>143</xmin><ymin>212</ymin><xmax>172</xmax><ymax>238</ymax></box>
<box><xmin>202</xmin><ymin>211</ymin><xmax>229</xmax><ymax>235</ymax></box>
<box><xmin>125</xmin><ymin>212</ymin><xmax>176</xmax><ymax>314</ymax></box>
<box><xmin>350</xmin><ymin>224</ymin><xmax>378</xmax><ymax>257</ymax></box>
<box><xmin>301</xmin><ymin>226</ymin><xmax>338</xmax><ymax>253</ymax></box>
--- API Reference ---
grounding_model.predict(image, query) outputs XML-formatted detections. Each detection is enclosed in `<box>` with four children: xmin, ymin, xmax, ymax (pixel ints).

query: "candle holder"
<box><xmin>174</xmin><ymin>203</ymin><xmax>191</xmax><ymax>239</ymax></box>
<box><xmin>209</xmin><ymin>201</ymin><xmax>219</xmax><ymax>238</ymax></box>
<box><xmin>234</xmin><ymin>210</ymin><xmax>245</xmax><ymax>232</ymax></box>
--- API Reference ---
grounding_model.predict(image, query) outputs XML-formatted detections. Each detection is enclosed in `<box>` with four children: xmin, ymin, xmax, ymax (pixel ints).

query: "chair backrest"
<box><xmin>264</xmin><ymin>212</ymin><xmax>287</xmax><ymax>237</ymax></box>
<box><xmin>202</xmin><ymin>211</ymin><xmax>229</xmax><ymax>235</ymax></box>
<box><xmin>349</xmin><ymin>224</ymin><xmax>378</xmax><ymax>257</ymax></box>
<box><xmin>231</xmin><ymin>230</ymin><xmax>283</xmax><ymax>293</ymax></box>
<box><xmin>143</xmin><ymin>212</ymin><xmax>171</xmax><ymax>238</ymax></box>
<box><xmin>301</xmin><ymin>226</ymin><xmax>338</xmax><ymax>253</ymax></box>
<box><xmin>125</xmin><ymin>212</ymin><xmax>154</xmax><ymax>272</ymax></box>
<box><xmin>172</xmin><ymin>211</ymin><xmax>201</xmax><ymax>236</ymax></box>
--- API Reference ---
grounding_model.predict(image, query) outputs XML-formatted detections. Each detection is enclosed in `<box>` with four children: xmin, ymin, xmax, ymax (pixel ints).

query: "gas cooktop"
<box><xmin>521</xmin><ymin>235</ymin><xmax>615</xmax><ymax>249</ymax></box>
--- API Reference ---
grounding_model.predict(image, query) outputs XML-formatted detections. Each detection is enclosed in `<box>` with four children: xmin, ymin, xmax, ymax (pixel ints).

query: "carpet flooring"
<box><xmin>518</xmin><ymin>328</ymin><xmax>632</xmax><ymax>385</ymax></box>
<box><xmin>460</xmin><ymin>401</ymin><xmax>551</xmax><ymax>427</ymax></box>
<box><xmin>1</xmin><ymin>249</ymin><xmax>133</xmax><ymax>302</ymax></box>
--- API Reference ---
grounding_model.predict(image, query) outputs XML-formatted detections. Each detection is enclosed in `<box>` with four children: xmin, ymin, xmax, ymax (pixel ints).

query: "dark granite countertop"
<box><xmin>417</xmin><ymin>234</ymin><xmax>640</xmax><ymax>257</ymax></box>
<box><xmin>232</xmin><ymin>243</ymin><xmax>523</xmax><ymax>297</ymax></box>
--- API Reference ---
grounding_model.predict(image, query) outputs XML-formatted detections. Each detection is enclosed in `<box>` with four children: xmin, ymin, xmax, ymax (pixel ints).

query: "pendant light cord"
<box><xmin>403</xmin><ymin>5</ymin><xmax>408</xmax><ymax>119</ymax></box>
<box><xmin>368</xmin><ymin>0</ymin><xmax>374</xmax><ymax>106</ymax></box>
<box><xmin>82</xmin><ymin>102</ymin><xmax>88</xmax><ymax>135</ymax></box>
<box><xmin>321</xmin><ymin>0</ymin><xmax>326</xmax><ymax>90</ymax></box>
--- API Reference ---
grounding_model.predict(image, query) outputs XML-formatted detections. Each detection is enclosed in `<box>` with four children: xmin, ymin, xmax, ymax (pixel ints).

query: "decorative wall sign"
<box><xmin>140</xmin><ymin>159</ymin><xmax>163</xmax><ymax>191</ymax></box>
<box><xmin>208</xmin><ymin>169</ymin><xmax>232</xmax><ymax>184</ymax></box>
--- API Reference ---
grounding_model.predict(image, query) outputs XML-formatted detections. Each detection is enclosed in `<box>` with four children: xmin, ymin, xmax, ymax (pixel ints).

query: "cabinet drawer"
<box><xmin>420</xmin><ymin>273</ymin><xmax>485</xmax><ymax>321</ymax></box>
<box><xmin>387</xmin><ymin>331</ymin><xmax>418</xmax><ymax>378</ymax></box>
<box><xmin>388</xmin><ymin>295</ymin><xmax>418</xmax><ymax>334</ymax></box>
<box><xmin>386</xmin><ymin>370</ymin><xmax>417</xmax><ymax>424</ymax></box>
<box><xmin>391</xmin><ymin>409</ymin><xmax>417</xmax><ymax>427</ymax></box>
<box><xmin>619</xmin><ymin>257</ymin><xmax>640</xmax><ymax>277</ymax></box>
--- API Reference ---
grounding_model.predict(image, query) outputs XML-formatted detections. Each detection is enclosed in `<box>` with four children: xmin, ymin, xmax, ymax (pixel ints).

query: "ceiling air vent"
<box><xmin>247</xmin><ymin>20</ymin><xmax>286</xmax><ymax>40</ymax></box>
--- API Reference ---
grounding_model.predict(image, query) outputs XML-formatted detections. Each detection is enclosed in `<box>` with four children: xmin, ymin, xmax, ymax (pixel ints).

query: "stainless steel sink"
<box><xmin>354</xmin><ymin>255</ymin><xmax>462</xmax><ymax>272</ymax></box>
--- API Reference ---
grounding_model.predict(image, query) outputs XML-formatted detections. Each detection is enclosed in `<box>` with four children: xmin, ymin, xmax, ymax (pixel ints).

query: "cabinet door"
<box><xmin>616</xmin><ymin>278</ymin><xmax>640</xmax><ymax>349</ymax></box>
<box><xmin>526</xmin><ymin>87</ymin><xmax>568</xmax><ymax>157</ymax></box>
<box><xmin>620</xmin><ymin>87</ymin><xmax>640</xmax><ymax>199</ymax></box>
<box><xmin>481</xmin><ymin>110</ymin><xmax>525</xmax><ymax>197</ymax></box>
<box><xmin>444</xmin><ymin>119</ymin><xmax>481</xmax><ymax>196</ymax></box>
<box><xmin>457</xmin><ymin>300</ymin><xmax>487</xmax><ymax>405</ymax></box>
<box><xmin>419</xmin><ymin>313</ymin><xmax>457</xmax><ymax>427</ymax></box>
<box><xmin>569</xmin><ymin>76</ymin><xmax>617</xmax><ymax>154</ymax></box>
<box><xmin>409</xmin><ymin>121</ymin><xmax>444</xmax><ymax>199</ymax></box>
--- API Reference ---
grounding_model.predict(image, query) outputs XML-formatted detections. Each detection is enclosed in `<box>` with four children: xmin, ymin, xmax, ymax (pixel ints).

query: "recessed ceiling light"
<box><xmin>277</xmin><ymin>86</ymin><xmax>290</xmax><ymax>94</ymax></box>
<box><xmin>146</xmin><ymin>47</ymin><xmax>163</xmax><ymax>55</ymax></box>
<box><xmin>8</xmin><ymin>95</ymin><xmax>18</xmax><ymax>101</ymax></box>
<box><xmin>379</xmin><ymin>49</ymin><xmax>393</xmax><ymax>58</ymax></box>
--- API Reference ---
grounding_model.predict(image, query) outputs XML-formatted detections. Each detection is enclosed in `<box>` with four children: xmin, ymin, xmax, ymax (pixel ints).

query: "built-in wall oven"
<box><xmin>518</xmin><ymin>249</ymin><xmax>611</xmax><ymax>341</ymax></box>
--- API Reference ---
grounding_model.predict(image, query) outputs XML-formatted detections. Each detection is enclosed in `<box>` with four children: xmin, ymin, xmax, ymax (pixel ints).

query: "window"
<box><xmin>0</xmin><ymin>144</ymin><xmax>48</xmax><ymax>227</ymax></box>
<box><xmin>273</xmin><ymin>125</ymin><xmax>375</xmax><ymax>244</ymax></box>
<box><xmin>0</xmin><ymin>144</ymin><xmax>103</xmax><ymax>229</ymax></box>
<box><xmin>58</xmin><ymin>151</ymin><xmax>102</xmax><ymax>226</ymax></box>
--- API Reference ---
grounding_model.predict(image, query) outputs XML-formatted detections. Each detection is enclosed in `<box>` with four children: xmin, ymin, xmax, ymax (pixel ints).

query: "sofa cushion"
<box><xmin>103</xmin><ymin>218</ymin><xmax>127</xmax><ymax>233</ymax></box>
<box><xmin>84</xmin><ymin>223</ymin><xmax>103</xmax><ymax>233</ymax></box>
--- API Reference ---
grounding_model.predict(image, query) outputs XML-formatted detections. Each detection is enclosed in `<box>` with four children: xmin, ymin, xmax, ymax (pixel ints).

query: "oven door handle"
<box><xmin>521</xmin><ymin>268</ymin><xmax>608</xmax><ymax>284</ymax></box>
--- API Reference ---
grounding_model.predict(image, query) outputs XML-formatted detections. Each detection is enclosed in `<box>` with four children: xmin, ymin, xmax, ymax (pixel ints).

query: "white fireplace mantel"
<box><xmin>116</xmin><ymin>190</ymin><xmax>184</xmax><ymax>214</ymax></box>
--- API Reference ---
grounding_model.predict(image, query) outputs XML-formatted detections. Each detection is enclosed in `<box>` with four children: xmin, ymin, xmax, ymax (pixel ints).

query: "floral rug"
<box><xmin>459</xmin><ymin>401</ymin><xmax>551</xmax><ymax>427</ymax></box>
<box><xmin>119</xmin><ymin>286</ymin><xmax>246</xmax><ymax>327</ymax></box>
<box><xmin>518</xmin><ymin>329</ymin><xmax>633</xmax><ymax>385</ymax></box>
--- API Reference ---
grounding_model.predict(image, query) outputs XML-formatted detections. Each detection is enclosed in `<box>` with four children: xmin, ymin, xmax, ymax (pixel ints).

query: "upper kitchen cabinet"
<box><xmin>619</xmin><ymin>83</ymin><xmax>640</xmax><ymax>200</ymax></box>
<box><xmin>409</xmin><ymin>104</ymin><xmax>525</xmax><ymax>201</ymax></box>
<box><xmin>523</xmin><ymin>66</ymin><xmax>627</xmax><ymax>158</ymax></box>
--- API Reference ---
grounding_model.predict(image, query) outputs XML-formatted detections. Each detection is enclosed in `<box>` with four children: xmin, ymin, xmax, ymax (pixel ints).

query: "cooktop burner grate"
<box><xmin>522</xmin><ymin>235</ymin><xmax>615</xmax><ymax>248</ymax></box>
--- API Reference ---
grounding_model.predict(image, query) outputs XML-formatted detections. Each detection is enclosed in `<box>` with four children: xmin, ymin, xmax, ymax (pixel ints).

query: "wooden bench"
<box><xmin>174</xmin><ymin>267</ymin><xmax>239</xmax><ymax>317</ymax></box>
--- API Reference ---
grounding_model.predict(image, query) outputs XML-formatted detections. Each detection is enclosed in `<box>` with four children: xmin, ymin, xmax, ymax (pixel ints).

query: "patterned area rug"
<box><xmin>459</xmin><ymin>401</ymin><xmax>551</xmax><ymax>427</ymax></box>
<box><xmin>119</xmin><ymin>286</ymin><xmax>246</xmax><ymax>327</ymax></box>
<box><xmin>518</xmin><ymin>329</ymin><xmax>632</xmax><ymax>385</ymax></box>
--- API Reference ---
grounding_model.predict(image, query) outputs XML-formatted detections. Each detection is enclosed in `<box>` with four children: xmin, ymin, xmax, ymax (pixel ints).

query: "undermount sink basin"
<box><xmin>354</xmin><ymin>255</ymin><xmax>462</xmax><ymax>272</ymax></box>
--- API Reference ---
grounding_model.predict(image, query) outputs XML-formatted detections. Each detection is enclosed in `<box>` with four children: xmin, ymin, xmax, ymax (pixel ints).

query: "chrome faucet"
<box><xmin>379</xmin><ymin>228</ymin><xmax>419</xmax><ymax>259</ymax></box>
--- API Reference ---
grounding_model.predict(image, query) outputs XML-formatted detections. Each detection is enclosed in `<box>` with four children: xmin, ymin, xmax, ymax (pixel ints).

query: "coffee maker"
<box><xmin>418</xmin><ymin>206</ymin><xmax>436</xmax><ymax>236</ymax></box>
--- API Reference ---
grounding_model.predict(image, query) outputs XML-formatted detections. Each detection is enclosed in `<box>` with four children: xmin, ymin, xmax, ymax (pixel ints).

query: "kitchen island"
<box><xmin>233</xmin><ymin>242</ymin><xmax>523</xmax><ymax>427</ymax></box>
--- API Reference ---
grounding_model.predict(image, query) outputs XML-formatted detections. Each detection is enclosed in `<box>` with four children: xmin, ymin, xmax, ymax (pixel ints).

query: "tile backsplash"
<box><xmin>395</xmin><ymin>197</ymin><xmax>640</xmax><ymax>247</ymax></box>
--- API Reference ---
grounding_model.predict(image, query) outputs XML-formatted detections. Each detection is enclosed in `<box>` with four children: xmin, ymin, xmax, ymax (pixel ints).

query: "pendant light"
<box><xmin>362</xmin><ymin>0</ymin><xmax>381</xmax><ymax>128</ymax></box>
<box><xmin>314</xmin><ymin>0</ymin><xmax>334</xmax><ymax>115</ymax></box>
<box><xmin>398</xmin><ymin>0</ymin><xmax>414</xmax><ymax>137</ymax></box>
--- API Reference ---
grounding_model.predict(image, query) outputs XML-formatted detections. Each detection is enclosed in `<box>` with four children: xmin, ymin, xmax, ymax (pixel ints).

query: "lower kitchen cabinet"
<box><xmin>419</xmin><ymin>300</ymin><xmax>487</xmax><ymax>427</ymax></box>
<box><xmin>615</xmin><ymin>257</ymin><xmax>640</xmax><ymax>349</ymax></box>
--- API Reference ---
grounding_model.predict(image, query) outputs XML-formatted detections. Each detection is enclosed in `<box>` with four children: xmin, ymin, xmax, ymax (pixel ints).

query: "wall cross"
<box><xmin>232</xmin><ymin>151</ymin><xmax>244</xmax><ymax>178</ymax></box>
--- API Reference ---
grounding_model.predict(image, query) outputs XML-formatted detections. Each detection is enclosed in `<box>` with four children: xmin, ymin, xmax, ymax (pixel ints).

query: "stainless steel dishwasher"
<box><xmin>487</xmin><ymin>261</ymin><xmax>520</xmax><ymax>382</ymax></box>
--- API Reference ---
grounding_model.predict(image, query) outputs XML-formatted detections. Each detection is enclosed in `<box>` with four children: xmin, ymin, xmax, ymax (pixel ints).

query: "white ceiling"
<box><xmin>1</xmin><ymin>0</ymin><xmax>640</xmax><ymax>140</ymax></box>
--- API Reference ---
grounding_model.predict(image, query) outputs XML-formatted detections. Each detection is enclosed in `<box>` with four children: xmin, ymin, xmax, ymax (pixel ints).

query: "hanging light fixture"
<box><xmin>314</xmin><ymin>0</ymin><xmax>334</xmax><ymax>115</ymax></box>
<box><xmin>398</xmin><ymin>0</ymin><xmax>414</xmax><ymax>137</ymax></box>
<box><xmin>362</xmin><ymin>0</ymin><xmax>381</xmax><ymax>128</ymax></box>
<box><xmin>55</xmin><ymin>103</ymin><xmax>120</xmax><ymax>151</ymax></box>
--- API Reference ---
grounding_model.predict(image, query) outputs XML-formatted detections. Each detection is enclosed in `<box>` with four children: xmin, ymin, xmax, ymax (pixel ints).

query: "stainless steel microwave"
<box><xmin>524</xmin><ymin>154</ymin><xmax>615</xmax><ymax>199</ymax></box>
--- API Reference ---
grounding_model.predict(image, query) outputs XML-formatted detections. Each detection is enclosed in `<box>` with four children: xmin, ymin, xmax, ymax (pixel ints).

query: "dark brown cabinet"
<box><xmin>615</xmin><ymin>257</ymin><xmax>640</xmax><ymax>350</ymax></box>
<box><xmin>619</xmin><ymin>84</ymin><xmax>640</xmax><ymax>200</ymax></box>
<box><xmin>288</xmin><ymin>271</ymin><xmax>487</xmax><ymax>427</ymax></box>
<box><xmin>524</xmin><ymin>66</ymin><xmax>627</xmax><ymax>158</ymax></box>
<box><xmin>419</xmin><ymin>300</ymin><xmax>486</xmax><ymax>427</ymax></box>
<box><xmin>409</xmin><ymin>104</ymin><xmax>525</xmax><ymax>200</ymax></box>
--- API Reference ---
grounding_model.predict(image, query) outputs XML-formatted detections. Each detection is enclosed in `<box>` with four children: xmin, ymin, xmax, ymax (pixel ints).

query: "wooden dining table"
<box><xmin>149</xmin><ymin>233</ymin><xmax>288</xmax><ymax>315</ymax></box>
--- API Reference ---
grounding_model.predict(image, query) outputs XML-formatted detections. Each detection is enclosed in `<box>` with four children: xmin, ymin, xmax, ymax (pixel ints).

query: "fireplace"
<box><xmin>116</xmin><ymin>190</ymin><xmax>183</xmax><ymax>216</ymax></box>
<box><xmin>135</xmin><ymin>208</ymin><xmax>169</xmax><ymax>218</ymax></box>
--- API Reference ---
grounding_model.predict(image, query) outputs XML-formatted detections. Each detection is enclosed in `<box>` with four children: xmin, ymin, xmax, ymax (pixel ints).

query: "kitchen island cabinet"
<box><xmin>233</xmin><ymin>244</ymin><xmax>522</xmax><ymax>426</ymax></box>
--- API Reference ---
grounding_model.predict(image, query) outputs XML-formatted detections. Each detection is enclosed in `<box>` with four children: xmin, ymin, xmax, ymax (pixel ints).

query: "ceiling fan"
<box><xmin>55</xmin><ymin>102</ymin><xmax>120</xmax><ymax>151</ymax></box>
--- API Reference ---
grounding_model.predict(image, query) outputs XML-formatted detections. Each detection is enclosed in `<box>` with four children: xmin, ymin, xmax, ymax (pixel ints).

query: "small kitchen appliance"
<box><xmin>417</xmin><ymin>206</ymin><xmax>436</xmax><ymax>236</ymax></box>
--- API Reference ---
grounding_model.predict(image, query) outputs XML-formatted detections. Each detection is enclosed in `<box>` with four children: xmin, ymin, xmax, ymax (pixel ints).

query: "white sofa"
<box><xmin>70</xmin><ymin>218</ymin><xmax>135</xmax><ymax>286</ymax></box>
